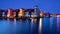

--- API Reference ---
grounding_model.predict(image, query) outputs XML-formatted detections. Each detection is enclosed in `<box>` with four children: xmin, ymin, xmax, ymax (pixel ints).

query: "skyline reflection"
<box><xmin>1</xmin><ymin>17</ymin><xmax>60</xmax><ymax>34</ymax></box>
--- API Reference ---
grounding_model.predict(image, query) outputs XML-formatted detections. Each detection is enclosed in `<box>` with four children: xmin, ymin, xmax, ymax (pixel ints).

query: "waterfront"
<box><xmin>0</xmin><ymin>17</ymin><xmax>60</xmax><ymax>34</ymax></box>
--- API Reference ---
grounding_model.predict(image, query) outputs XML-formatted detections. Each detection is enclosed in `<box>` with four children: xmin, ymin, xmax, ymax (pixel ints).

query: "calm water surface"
<box><xmin>0</xmin><ymin>18</ymin><xmax>60</xmax><ymax>34</ymax></box>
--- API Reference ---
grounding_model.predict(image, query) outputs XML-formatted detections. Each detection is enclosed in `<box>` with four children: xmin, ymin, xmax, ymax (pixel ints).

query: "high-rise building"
<box><xmin>34</xmin><ymin>5</ymin><xmax>40</xmax><ymax>18</ymax></box>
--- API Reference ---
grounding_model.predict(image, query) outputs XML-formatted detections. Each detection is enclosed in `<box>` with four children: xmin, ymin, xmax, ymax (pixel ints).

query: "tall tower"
<box><xmin>34</xmin><ymin>5</ymin><xmax>40</xmax><ymax>17</ymax></box>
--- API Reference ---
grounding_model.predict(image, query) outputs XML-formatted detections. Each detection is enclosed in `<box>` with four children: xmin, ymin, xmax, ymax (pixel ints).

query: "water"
<box><xmin>0</xmin><ymin>18</ymin><xmax>60</xmax><ymax>34</ymax></box>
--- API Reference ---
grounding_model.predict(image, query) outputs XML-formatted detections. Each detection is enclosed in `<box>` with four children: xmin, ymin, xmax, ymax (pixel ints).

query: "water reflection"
<box><xmin>6</xmin><ymin>18</ymin><xmax>16</xmax><ymax>34</ymax></box>
<box><xmin>14</xmin><ymin>18</ymin><xmax>16</xmax><ymax>28</ymax></box>
<box><xmin>24</xmin><ymin>19</ymin><xmax>31</xmax><ymax>34</ymax></box>
<box><xmin>31</xmin><ymin>18</ymin><xmax>37</xmax><ymax>28</ymax></box>
<box><xmin>1</xmin><ymin>17</ymin><xmax>60</xmax><ymax>34</ymax></box>
<box><xmin>57</xmin><ymin>17</ymin><xmax>60</xmax><ymax>33</ymax></box>
<box><xmin>31</xmin><ymin>18</ymin><xmax>37</xmax><ymax>30</ymax></box>
<box><xmin>7</xmin><ymin>18</ymin><xmax>17</xmax><ymax>27</ymax></box>
<box><xmin>20</xmin><ymin>19</ymin><xmax>23</xmax><ymax>22</ymax></box>
<box><xmin>39</xmin><ymin>18</ymin><xmax>42</xmax><ymax>34</ymax></box>
<box><xmin>31</xmin><ymin>18</ymin><xmax>37</xmax><ymax>23</ymax></box>
<box><xmin>31</xmin><ymin>18</ymin><xmax>34</xmax><ymax>30</ymax></box>
<box><xmin>50</xmin><ymin>17</ymin><xmax>53</xmax><ymax>29</ymax></box>
<box><xmin>30</xmin><ymin>18</ymin><xmax>38</xmax><ymax>34</ymax></box>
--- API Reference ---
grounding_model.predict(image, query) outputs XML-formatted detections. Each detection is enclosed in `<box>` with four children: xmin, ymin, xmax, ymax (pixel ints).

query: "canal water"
<box><xmin>0</xmin><ymin>17</ymin><xmax>60</xmax><ymax>34</ymax></box>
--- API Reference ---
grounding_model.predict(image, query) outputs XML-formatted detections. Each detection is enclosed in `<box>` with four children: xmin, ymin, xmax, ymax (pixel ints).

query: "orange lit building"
<box><xmin>18</xmin><ymin>8</ymin><xmax>25</xmax><ymax>18</ymax></box>
<box><xmin>7</xmin><ymin>9</ymin><xmax>14</xmax><ymax>18</ymax></box>
<box><xmin>40</xmin><ymin>11</ymin><xmax>44</xmax><ymax>17</ymax></box>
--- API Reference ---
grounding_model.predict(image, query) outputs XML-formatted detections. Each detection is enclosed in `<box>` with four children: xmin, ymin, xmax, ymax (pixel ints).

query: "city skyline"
<box><xmin>0</xmin><ymin>0</ymin><xmax>60</xmax><ymax>14</ymax></box>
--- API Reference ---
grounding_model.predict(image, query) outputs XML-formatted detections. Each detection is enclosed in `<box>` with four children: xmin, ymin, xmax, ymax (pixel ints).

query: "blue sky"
<box><xmin>0</xmin><ymin>0</ymin><xmax>60</xmax><ymax>14</ymax></box>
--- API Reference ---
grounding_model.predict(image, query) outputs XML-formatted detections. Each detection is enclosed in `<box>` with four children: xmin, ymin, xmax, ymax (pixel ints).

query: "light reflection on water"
<box><xmin>39</xmin><ymin>18</ymin><xmax>42</xmax><ymax>34</ymax></box>
<box><xmin>14</xmin><ymin>18</ymin><xmax>16</xmax><ymax>27</ymax></box>
<box><xmin>0</xmin><ymin>17</ymin><xmax>60</xmax><ymax>34</ymax></box>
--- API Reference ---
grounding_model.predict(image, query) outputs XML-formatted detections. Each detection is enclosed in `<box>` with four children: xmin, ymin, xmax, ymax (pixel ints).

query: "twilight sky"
<box><xmin>0</xmin><ymin>0</ymin><xmax>60</xmax><ymax>14</ymax></box>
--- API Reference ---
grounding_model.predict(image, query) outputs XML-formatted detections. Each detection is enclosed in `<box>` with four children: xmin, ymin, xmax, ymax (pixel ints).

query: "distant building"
<box><xmin>51</xmin><ymin>14</ymin><xmax>57</xmax><ymax>17</ymax></box>
<box><xmin>56</xmin><ymin>14</ymin><xmax>60</xmax><ymax>17</ymax></box>
<box><xmin>24</xmin><ymin>9</ymin><xmax>35</xmax><ymax>18</ymax></box>
<box><xmin>45</xmin><ymin>12</ymin><xmax>50</xmax><ymax>17</ymax></box>
<box><xmin>2</xmin><ymin>10</ymin><xmax>6</xmax><ymax>18</ymax></box>
<box><xmin>18</xmin><ymin>8</ymin><xmax>25</xmax><ymax>18</ymax></box>
<box><xmin>24</xmin><ymin>9</ymin><xmax>30</xmax><ymax>18</ymax></box>
<box><xmin>15</xmin><ymin>9</ymin><xmax>19</xmax><ymax>18</ymax></box>
<box><xmin>0</xmin><ymin>9</ymin><xmax>4</xmax><ymax>18</ymax></box>
<box><xmin>40</xmin><ymin>11</ymin><xmax>44</xmax><ymax>17</ymax></box>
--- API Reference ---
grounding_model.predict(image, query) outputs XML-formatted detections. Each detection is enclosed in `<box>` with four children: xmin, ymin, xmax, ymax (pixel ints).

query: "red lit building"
<box><xmin>7</xmin><ymin>9</ymin><xmax>15</xmax><ymax>18</ymax></box>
